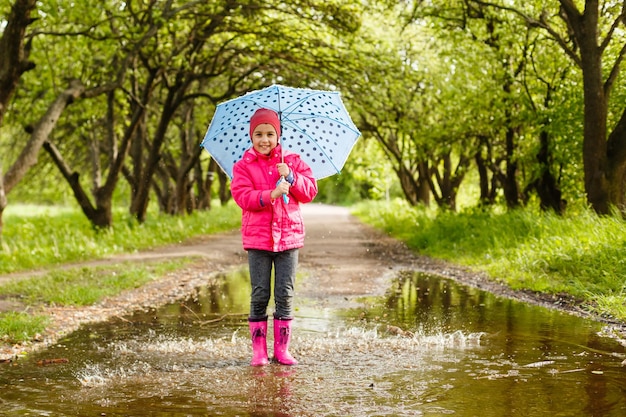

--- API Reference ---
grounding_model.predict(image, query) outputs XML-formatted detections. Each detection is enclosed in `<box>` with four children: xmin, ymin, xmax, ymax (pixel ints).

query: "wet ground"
<box><xmin>2</xmin><ymin>269</ymin><xmax>626</xmax><ymax>416</ymax></box>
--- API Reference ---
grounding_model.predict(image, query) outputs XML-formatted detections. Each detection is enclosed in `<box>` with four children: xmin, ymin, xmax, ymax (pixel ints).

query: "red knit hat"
<box><xmin>249</xmin><ymin>108</ymin><xmax>281</xmax><ymax>139</ymax></box>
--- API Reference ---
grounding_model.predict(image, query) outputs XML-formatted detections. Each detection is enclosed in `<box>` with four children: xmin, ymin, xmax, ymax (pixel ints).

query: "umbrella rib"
<box><xmin>202</xmin><ymin>95</ymin><xmax>281</xmax><ymax>139</ymax></box>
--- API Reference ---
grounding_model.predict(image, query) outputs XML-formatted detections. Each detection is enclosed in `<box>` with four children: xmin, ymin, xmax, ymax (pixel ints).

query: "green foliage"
<box><xmin>593</xmin><ymin>293</ymin><xmax>626</xmax><ymax>322</ymax></box>
<box><xmin>1</xmin><ymin>202</ymin><xmax>241</xmax><ymax>274</ymax></box>
<box><xmin>353</xmin><ymin>200</ymin><xmax>626</xmax><ymax>321</ymax></box>
<box><xmin>4</xmin><ymin>0</ymin><xmax>620</xmax><ymax>219</ymax></box>
<box><xmin>316</xmin><ymin>174</ymin><xmax>363</xmax><ymax>205</ymax></box>
<box><xmin>0</xmin><ymin>261</ymin><xmax>188</xmax><ymax>306</ymax></box>
<box><xmin>2</xmin><ymin>0</ymin><xmax>371</xmax><ymax>228</ymax></box>
<box><xmin>316</xmin><ymin>137</ymin><xmax>401</xmax><ymax>204</ymax></box>
<box><xmin>0</xmin><ymin>311</ymin><xmax>48</xmax><ymax>344</ymax></box>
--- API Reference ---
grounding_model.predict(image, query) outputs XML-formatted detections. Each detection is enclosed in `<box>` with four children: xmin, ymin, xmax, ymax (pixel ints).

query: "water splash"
<box><xmin>76</xmin><ymin>361</ymin><xmax>153</xmax><ymax>387</ymax></box>
<box><xmin>74</xmin><ymin>327</ymin><xmax>485</xmax><ymax>389</ymax></box>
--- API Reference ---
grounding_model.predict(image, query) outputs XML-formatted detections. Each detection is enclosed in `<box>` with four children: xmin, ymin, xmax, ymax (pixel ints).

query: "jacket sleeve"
<box><xmin>231</xmin><ymin>162</ymin><xmax>273</xmax><ymax>211</ymax></box>
<box><xmin>286</xmin><ymin>156</ymin><xmax>318</xmax><ymax>204</ymax></box>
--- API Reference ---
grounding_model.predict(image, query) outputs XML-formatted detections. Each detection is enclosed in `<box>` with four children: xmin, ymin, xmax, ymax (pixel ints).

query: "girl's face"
<box><xmin>251</xmin><ymin>123</ymin><xmax>278</xmax><ymax>155</ymax></box>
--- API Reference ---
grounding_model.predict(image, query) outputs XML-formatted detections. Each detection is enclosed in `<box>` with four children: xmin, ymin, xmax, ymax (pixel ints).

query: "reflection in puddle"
<box><xmin>2</xmin><ymin>271</ymin><xmax>626</xmax><ymax>416</ymax></box>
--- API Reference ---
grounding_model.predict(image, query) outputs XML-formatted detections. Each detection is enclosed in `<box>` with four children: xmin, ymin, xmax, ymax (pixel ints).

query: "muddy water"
<box><xmin>2</xmin><ymin>270</ymin><xmax>626</xmax><ymax>416</ymax></box>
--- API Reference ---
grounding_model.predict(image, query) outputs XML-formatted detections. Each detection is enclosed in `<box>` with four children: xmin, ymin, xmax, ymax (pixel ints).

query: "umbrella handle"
<box><xmin>276</xmin><ymin>177</ymin><xmax>290</xmax><ymax>204</ymax></box>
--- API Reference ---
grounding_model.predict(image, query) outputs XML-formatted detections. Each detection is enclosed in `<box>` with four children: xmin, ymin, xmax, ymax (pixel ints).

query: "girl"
<box><xmin>230</xmin><ymin>108</ymin><xmax>318</xmax><ymax>366</ymax></box>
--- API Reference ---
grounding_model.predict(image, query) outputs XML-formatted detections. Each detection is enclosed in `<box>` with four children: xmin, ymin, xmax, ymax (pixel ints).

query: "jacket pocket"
<box><xmin>285</xmin><ymin>206</ymin><xmax>304</xmax><ymax>234</ymax></box>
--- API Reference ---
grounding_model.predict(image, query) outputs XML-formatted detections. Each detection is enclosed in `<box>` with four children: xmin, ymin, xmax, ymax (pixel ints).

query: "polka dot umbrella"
<box><xmin>200</xmin><ymin>84</ymin><xmax>362</xmax><ymax>180</ymax></box>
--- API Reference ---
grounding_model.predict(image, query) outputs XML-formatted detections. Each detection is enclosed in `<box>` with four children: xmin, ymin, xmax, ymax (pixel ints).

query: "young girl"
<box><xmin>230</xmin><ymin>108</ymin><xmax>318</xmax><ymax>366</ymax></box>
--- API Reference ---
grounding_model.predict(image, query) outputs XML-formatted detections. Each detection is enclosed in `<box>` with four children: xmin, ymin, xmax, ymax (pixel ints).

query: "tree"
<box><xmin>23</xmin><ymin>0</ymin><xmax>366</xmax><ymax>228</ymax></box>
<box><xmin>344</xmin><ymin>8</ymin><xmax>433</xmax><ymax>207</ymax></box>
<box><xmin>410</xmin><ymin>1</ymin><xmax>544</xmax><ymax>210</ymax></box>
<box><xmin>519</xmin><ymin>38</ymin><xmax>578</xmax><ymax>214</ymax></box>
<box><xmin>38</xmin><ymin>1</ymin><xmax>168</xmax><ymax>228</ymax></box>
<box><xmin>468</xmin><ymin>0</ymin><xmax>626</xmax><ymax>214</ymax></box>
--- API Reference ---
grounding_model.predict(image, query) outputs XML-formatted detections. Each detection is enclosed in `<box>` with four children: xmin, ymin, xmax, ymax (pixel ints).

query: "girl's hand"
<box><xmin>271</xmin><ymin>178</ymin><xmax>290</xmax><ymax>200</ymax></box>
<box><xmin>276</xmin><ymin>163</ymin><xmax>290</xmax><ymax>178</ymax></box>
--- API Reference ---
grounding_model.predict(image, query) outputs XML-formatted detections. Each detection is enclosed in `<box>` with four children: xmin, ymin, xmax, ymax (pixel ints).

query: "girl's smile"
<box><xmin>251</xmin><ymin>123</ymin><xmax>278</xmax><ymax>155</ymax></box>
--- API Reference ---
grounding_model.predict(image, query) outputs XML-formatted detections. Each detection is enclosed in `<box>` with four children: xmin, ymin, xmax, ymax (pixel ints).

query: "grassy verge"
<box><xmin>352</xmin><ymin>199</ymin><xmax>626</xmax><ymax>323</ymax></box>
<box><xmin>0</xmin><ymin>260</ymin><xmax>194</xmax><ymax>344</ymax></box>
<box><xmin>1</xmin><ymin>202</ymin><xmax>241</xmax><ymax>274</ymax></box>
<box><xmin>1</xmin><ymin>261</ymin><xmax>190</xmax><ymax>306</ymax></box>
<box><xmin>0</xmin><ymin>312</ymin><xmax>49</xmax><ymax>344</ymax></box>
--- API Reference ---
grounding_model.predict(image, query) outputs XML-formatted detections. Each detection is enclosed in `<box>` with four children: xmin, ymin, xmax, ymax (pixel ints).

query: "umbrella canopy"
<box><xmin>201</xmin><ymin>84</ymin><xmax>361</xmax><ymax>180</ymax></box>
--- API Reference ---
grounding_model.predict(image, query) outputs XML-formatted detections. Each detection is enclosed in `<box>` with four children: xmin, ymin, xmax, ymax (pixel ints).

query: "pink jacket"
<box><xmin>231</xmin><ymin>145</ymin><xmax>318</xmax><ymax>252</ymax></box>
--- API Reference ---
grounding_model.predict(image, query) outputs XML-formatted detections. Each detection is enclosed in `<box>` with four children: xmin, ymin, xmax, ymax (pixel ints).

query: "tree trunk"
<box><xmin>580</xmin><ymin>51</ymin><xmax>610</xmax><ymax>214</ymax></box>
<box><xmin>151</xmin><ymin>164</ymin><xmax>171</xmax><ymax>214</ymax></box>
<box><xmin>396</xmin><ymin>162</ymin><xmax>429</xmax><ymax>207</ymax></box>
<box><xmin>558</xmin><ymin>0</ymin><xmax>611</xmax><ymax>214</ymax></box>
<box><xmin>527</xmin><ymin>130</ymin><xmax>565</xmax><ymax>214</ymax></box>
<box><xmin>5</xmin><ymin>79</ymin><xmax>93</xmax><ymax>230</ymax></box>
<box><xmin>43</xmin><ymin>82</ymin><xmax>146</xmax><ymax>229</ymax></box>
<box><xmin>606</xmin><ymin>107</ymin><xmax>626</xmax><ymax>212</ymax></box>
<box><xmin>416</xmin><ymin>161</ymin><xmax>431</xmax><ymax>206</ymax></box>
<box><xmin>173</xmin><ymin>139</ymin><xmax>204</xmax><ymax>215</ymax></box>
<box><xmin>43</xmin><ymin>141</ymin><xmax>113</xmax><ymax>228</ymax></box>
<box><xmin>3</xmin><ymin>80</ymin><xmax>85</xmax><ymax>194</ymax></box>
<box><xmin>0</xmin><ymin>166</ymin><xmax>5</xmax><ymax>240</ymax></box>
<box><xmin>130</xmin><ymin>84</ymin><xmax>181</xmax><ymax>223</ymax></box>
<box><xmin>475</xmin><ymin>149</ymin><xmax>493</xmax><ymax>205</ymax></box>
<box><xmin>128</xmin><ymin>112</ymin><xmax>146</xmax><ymax>208</ymax></box>
<box><xmin>502</xmin><ymin>125</ymin><xmax>520</xmax><ymax>209</ymax></box>
<box><xmin>217</xmin><ymin>168</ymin><xmax>231</xmax><ymax>205</ymax></box>
<box><xmin>425</xmin><ymin>152</ymin><xmax>469</xmax><ymax>211</ymax></box>
<box><xmin>197</xmin><ymin>159</ymin><xmax>216</xmax><ymax>210</ymax></box>
<box><xmin>0</xmin><ymin>0</ymin><xmax>37</xmax><ymax>127</ymax></box>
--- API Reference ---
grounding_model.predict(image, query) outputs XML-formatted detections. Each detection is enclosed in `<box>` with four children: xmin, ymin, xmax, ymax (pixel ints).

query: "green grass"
<box><xmin>0</xmin><ymin>311</ymin><xmax>49</xmax><ymax>344</ymax></box>
<box><xmin>1</xmin><ymin>202</ymin><xmax>241</xmax><ymax>274</ymax></box>
<box><xmin>0</xmin><ymin>260</ymin><xmax>190</xmax><ymax>306</ymax></box>
<box><xmin>352</xmin><ymin>199</ymin><xmax>626</xmax><ymax>322</ymax></box>
<box><xmin>0</xmin><ymin>260</ymin><xmax>194</xmax><ymax>343</ymax></box>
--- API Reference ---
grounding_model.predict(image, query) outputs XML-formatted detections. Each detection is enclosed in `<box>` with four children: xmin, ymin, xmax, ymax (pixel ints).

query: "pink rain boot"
<box><xmin>249</xmin><ymin>319</ymin><xmax>269</xmax><ymax>366</ymax></box>
<box><xmin>273</xmin><ymin>318</ymin><xmax>298</xmax><ymax>365</ymax></box>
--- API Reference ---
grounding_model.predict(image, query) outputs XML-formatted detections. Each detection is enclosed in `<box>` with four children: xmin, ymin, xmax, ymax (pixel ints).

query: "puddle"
<box><xmin>1</xmin><ymin>271</ymin><xmax>625</xmax><ymax>416</ymax></box>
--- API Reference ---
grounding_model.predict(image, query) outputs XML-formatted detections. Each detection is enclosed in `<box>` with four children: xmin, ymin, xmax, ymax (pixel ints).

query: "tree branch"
<box><xmin>3</xmin><ymin>79</ymin><xmax>85</xmax><ymax>193</ymax></box>
<box><xmin>604</xmin><ymin>41</ymin><xmax>626</xmax><ymax>97</ymax></box>
<box><xmin>468</xmin><ymin>0</ymin><xmax>582</xmax><ymax>67</ymax></box>
<box><xmin>43</xmin><ymin>140</ymin><xmax>97</xmax><ymax>217</ymax></box>
<box><xmin>599</xmin><ymin>7</ymin><xmax>625</xmax><ymax>53</ymax></box>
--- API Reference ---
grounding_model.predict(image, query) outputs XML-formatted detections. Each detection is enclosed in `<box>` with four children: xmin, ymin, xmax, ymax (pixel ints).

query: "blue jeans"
<box><xmin>247</xmin><ymin>248</ymin><xmax>298</xmax><ymax>320</ymax></box>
